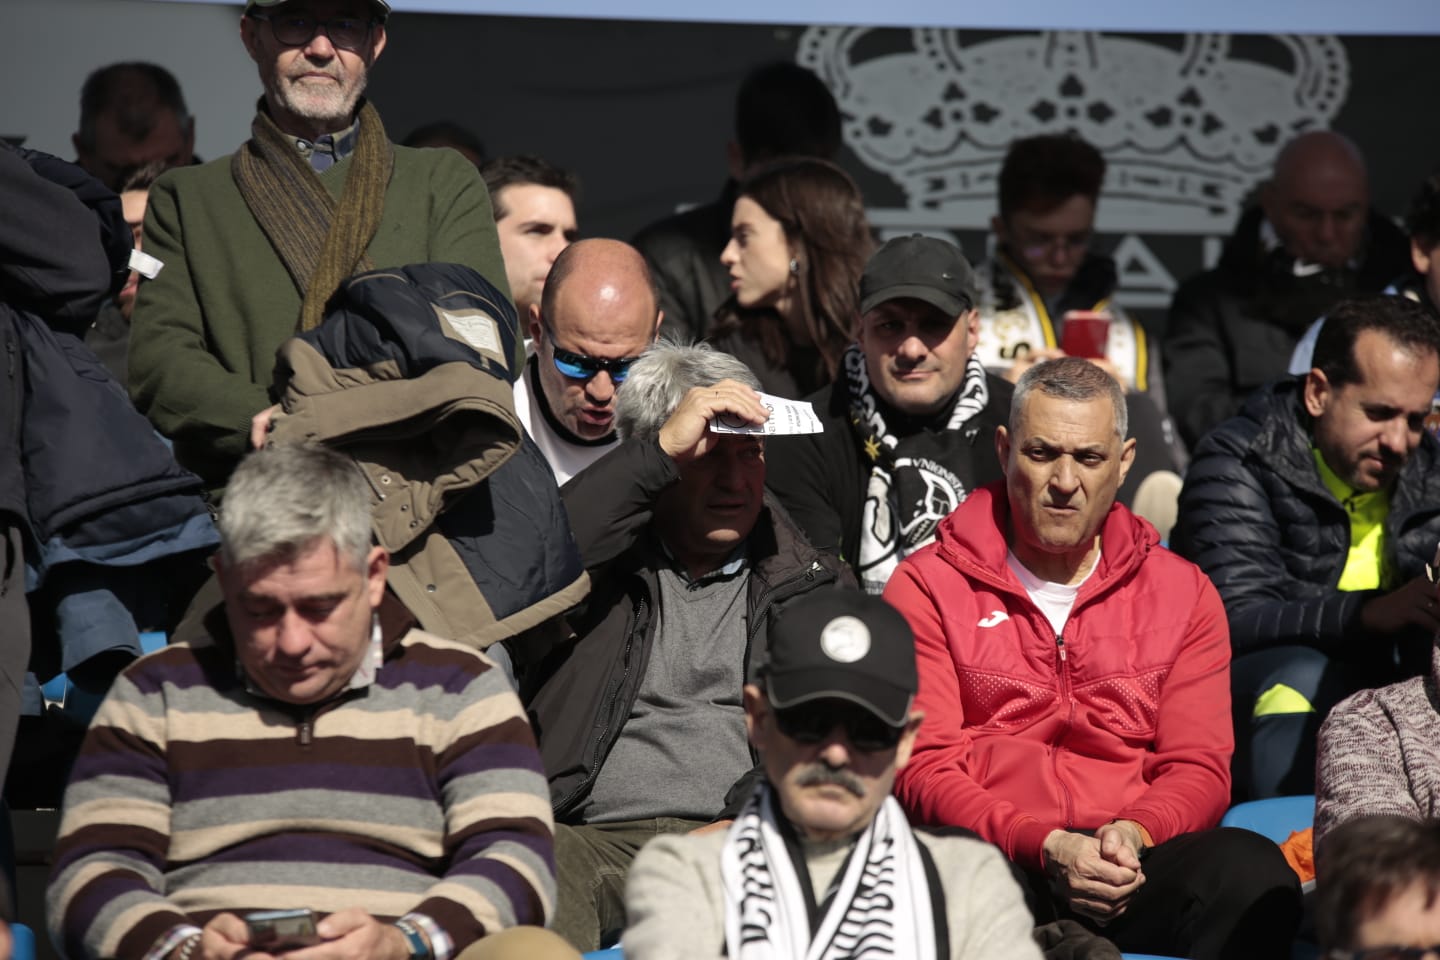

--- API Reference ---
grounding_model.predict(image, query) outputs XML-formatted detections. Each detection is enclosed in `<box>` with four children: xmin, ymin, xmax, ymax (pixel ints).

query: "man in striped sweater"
<box><xmin>47</xmin><ymin>444</ymin><xmax>575</xmax><ymax>960</ymax></box>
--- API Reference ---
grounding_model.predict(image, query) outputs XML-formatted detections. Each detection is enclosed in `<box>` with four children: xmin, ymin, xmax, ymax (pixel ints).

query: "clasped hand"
<box><xmin>1042</xmin><ymin>822</ymin><xmax>1146</xmax><ymax>925</ymax></box>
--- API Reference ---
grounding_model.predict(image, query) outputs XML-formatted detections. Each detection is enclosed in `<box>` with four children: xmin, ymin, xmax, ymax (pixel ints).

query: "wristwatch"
<box><xmin>393</xmin><ymin>919</ymin><xmax>432</xmax><ymax>960</ymax></box>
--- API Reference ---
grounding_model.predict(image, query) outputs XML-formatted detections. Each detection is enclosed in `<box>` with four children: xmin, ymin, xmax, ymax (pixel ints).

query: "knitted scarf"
<box><xmin>231</xmin><ymin>98</ymin><xmax>394</xmax><ymax>331</ymax></box>
<box><xmin>845</xmin><ymin>343</ymin><xmax>990</xmax><ymax>593</ymax></box>
<box><xmin>721</xmin><ymin>782</ymin><xmax>937</xmax><ymax>960</ymax></box>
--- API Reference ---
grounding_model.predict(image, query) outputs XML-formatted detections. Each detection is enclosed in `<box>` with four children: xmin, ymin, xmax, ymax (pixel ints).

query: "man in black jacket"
<box><xmin>631</xmin><ymin>62</ymin><xmax>841</xmax><ymax>344</ymax></box>
<box><xmin>765</xmin><ymin>235</ymin><xmax>1012</xmax><ymax>594</ymax></box>
<box><xmin>1172</xmin><ymin>295</ymin><xmax>1440</xmax><ymax>800</ymax></box>
<box><xmin>1163</xmin><ymin>130</ymin><xmax>1412</xmax><ymax>450</ymax></box>
<box><xmin>518</xmin><ymin>340</ymin><xmax>848</xmax><ymax>951</ymax></box>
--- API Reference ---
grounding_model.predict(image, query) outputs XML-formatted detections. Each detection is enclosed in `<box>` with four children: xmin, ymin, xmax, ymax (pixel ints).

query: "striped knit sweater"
<box><xmin>1314</xmin><ymin>643</ymin><xmax>1440</xmax><ymax>848</ymax></box>
<box><xmin>47</xmin><ymin>599</ymin><xmax>556</xmax><ymax>960</ymax></box>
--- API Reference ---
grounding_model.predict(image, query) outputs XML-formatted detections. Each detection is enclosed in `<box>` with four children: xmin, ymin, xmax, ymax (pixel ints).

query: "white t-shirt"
<box><xmin>1005</xmin><ymin>547</ymin><xmax>1100</xmax><ymax>638</ymax></box>
<box><xmin>513</xmin><ymin>356</ymin><xmax>620</xmax><ymax>486</ymax></box>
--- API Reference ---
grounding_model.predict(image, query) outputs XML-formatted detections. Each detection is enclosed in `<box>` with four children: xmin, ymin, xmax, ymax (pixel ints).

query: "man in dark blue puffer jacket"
<box><xmin>1173</xmin><ymin>294</ymin><xmax>1440</xmax><ymax>800</ymax></box>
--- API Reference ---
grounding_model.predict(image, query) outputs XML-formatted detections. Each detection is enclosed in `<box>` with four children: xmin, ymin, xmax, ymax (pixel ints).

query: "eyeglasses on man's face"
<box><xmin>1012</xmin><ymin>229</ymin><xmax>1094</xmax><ymax>262</ymax></box>
<box><xmin>1329</xmin><ymin>947</ymin><xmax>1440</xmax><ymax>960</ymax></box>
<box><xmin>249</xmin><ymin>12</ymin><xmax>377</xmax><ymax>51</ymax></box>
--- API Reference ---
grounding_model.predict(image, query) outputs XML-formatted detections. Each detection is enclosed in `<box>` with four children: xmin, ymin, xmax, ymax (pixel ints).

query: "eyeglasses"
<box><xmin>772</xmin><ymin>701</ymin><xmax>904</xmax><ymax>752</ymax></box>
<box><xmin>1012</xmin><ymin>231</ymin><xmax>1093</xmax><ymax>262</ymax></box>
<box><xmin>550</xmin><ymin>345</ymin><xmax>644</xmax><ymax>384</ymax></box>
<box><xmin>248</xmin><ymin>12</ymin><xmax>377</xmax><ymax>51</ymax></box>
<box><xmin>1329</xmin><ymin>948</ymin><xmax>1440</xmax><ymax>959</ymax></box>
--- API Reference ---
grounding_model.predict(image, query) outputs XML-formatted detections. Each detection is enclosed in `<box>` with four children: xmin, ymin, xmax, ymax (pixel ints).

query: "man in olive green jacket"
<box><xmin>129</xmin><ymin>0</ymin><xmax>512</xmax><ymax>494</ymax></box>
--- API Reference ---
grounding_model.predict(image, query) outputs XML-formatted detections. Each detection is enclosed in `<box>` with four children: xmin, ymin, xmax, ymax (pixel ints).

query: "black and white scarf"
<box><xmin>720</xmin><ymin>783</ymin><xmax>937</xmax><ymax>960</ymax></box>
<box><xmin>845</xmin><ymin>343</ymin><xmax>990</xmax><ymax>593</ymax></box>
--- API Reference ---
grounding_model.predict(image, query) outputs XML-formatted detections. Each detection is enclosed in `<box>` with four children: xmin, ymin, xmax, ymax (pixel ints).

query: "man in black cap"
<box><xmin>766</xmin><ymin>235</ymin><xmax>1014</xmax><ymax>593</ymax></box>
<box><xmin>621</xmin><ymin>590</ymin><xmax>1043</xmax><ymax>959</ymax></box>
<box><xmin>126</xmin><ymin>0</ymin><xmax>512</xmax><ymax>496</ymax></box>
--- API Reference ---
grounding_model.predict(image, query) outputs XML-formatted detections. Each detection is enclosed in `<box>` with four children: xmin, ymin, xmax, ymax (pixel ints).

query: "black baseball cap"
<box><xmin>247</xmin><ymin>0</ymin><xmax>391</xmax><ymax>18</ymax></box>
<box><xmin>859</xmin><ymin>234</ymin><xmax>979</xmax><ymax>317</ymax></box>
<box><xmin>763</xmin><ymin>591</ymin><xmax>917</xmax><ymax>727</ymax></box>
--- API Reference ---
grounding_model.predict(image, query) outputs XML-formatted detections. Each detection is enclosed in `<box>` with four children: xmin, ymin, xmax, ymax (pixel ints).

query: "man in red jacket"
<box><xmin>885</xmin><ymin>357</ymin><xmax>1301</xmax><ymax>959</ymax></box>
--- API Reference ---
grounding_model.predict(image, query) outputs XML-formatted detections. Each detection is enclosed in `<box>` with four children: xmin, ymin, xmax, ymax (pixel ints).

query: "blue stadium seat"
<box><xmin>1219</xmin><ymin>795</ymin><xmax>1316</xmax><ymax>843</ymax></box>
<box><xmin>11</xmin><ymin>922</ymin><xmax>36</xmax><ymax>960</ymax></box>
<box><xmin>581</xmin><ymin>950</ymin><xmax>623</xmax><ymax>959</ymax></box>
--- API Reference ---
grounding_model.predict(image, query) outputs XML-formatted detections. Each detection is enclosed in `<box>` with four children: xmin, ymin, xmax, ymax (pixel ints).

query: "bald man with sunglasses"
<box><xmin>516</xmin><ymin>239</ymin><xmax>664</xmax><ymax>484</ymax></box>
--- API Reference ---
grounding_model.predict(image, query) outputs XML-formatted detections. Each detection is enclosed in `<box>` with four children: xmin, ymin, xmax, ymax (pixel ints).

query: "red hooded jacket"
<box><xmin>887</xmin><ymin>483</ymin><xmax>1231</xmax><ymax>872</ymax></box>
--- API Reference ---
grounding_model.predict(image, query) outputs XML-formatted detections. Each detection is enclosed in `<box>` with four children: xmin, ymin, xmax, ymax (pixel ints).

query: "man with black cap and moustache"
<box><xmin>766</xmin><ymin>235</ymin><xmax>1014</xmax><ymax>594</ymax></box>
<box><xmin>127</xmin><ymin>0</ymin><xmax>513</xmax><ymax>497</ymax></box>
<box><xmin>621</xmin><ymin>590</ymin><xmax>1042</xmax><ymax>960</ymax></box>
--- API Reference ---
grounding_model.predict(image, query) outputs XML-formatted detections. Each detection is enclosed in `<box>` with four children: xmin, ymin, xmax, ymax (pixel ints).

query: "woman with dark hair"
<box><xmin>712</xmin><ymin>157</ymin><xmax>873</xmax><ymax>396</ymax></box>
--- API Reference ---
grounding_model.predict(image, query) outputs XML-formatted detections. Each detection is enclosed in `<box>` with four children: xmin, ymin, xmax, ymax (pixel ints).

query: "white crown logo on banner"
<box><xmin>797</xmin><ymin>29</ymin><xmax>1350</xmax><ymax>234</ymax></box>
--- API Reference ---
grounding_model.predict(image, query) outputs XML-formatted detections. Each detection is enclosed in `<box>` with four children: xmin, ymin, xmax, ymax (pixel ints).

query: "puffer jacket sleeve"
<box><xmin>1171</xmin><ymin>420</ymin><xmax>1369</xmax><ymax>658</ymax></box>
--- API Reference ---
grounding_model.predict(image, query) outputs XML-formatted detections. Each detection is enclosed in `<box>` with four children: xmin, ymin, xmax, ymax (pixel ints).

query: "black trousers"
<box><xmin>1021</xmin><ymin>827</ymin><xmax>1303</xmax><ymax>960</ymax></box>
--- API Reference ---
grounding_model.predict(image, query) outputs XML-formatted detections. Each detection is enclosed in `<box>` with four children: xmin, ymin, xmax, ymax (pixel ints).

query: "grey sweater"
<box><xmin>622</xmin><ymin>823</ymin><xmax>1043</xmax><ymax>960</ymax></box>
<box><xmin>1314</xmin><ymin>643</ymin><xmax>1440</xmax><ymax>848</ymax></box>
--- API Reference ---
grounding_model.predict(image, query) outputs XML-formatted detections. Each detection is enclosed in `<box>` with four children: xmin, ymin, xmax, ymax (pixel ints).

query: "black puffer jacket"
<box><xmin>522</xmin><ymin>435</ymin><xmax>849</xmax><ymax>822</ymax></box>
<box><xmin>1171</xmin><ymin>377</ymin><xmax>1440</xmax><ymax>665</ymax></box>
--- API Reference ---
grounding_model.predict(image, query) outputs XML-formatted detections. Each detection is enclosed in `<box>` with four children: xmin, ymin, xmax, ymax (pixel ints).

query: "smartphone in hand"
<box><xmin>246</xmin><ymin>909</ymin><xmax>322</xmax><ymax>952</ymax></box>
<box><xmin>1060</xmin><ymin>311</ymin><xmax>1111</xmax><ymax>360</ymax></box>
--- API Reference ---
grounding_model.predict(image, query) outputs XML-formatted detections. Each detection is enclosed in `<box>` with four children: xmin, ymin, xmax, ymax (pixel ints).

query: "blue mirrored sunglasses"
<box><xmin>550</xmin><ymin>345</ymin><xmax>643</xmax><ymax>384</ymax></box>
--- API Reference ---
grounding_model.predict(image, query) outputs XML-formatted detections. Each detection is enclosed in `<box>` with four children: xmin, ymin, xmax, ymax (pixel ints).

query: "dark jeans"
<box><xmin>1022</xmin><ymin>827</ymin><xmax>1303</xmax><ymax>960</ymax></box>
<box><xmin>551</xmin><ymin>817</ymin><xmax>706</xmax><ymax>951</ymax></box>
<box><xmin>1230</xmin><ymin>644</ymin><xmax>1416</xmax><ymax>800</ymax></box>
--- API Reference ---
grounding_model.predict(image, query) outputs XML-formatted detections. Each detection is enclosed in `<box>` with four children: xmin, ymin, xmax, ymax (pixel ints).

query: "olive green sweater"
<box><xmin>128</xmin><ymin>143</ymin><xmax>509</xmax><ymax>490</ymax></box>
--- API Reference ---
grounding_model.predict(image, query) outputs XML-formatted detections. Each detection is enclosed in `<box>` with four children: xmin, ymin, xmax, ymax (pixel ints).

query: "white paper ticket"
<box><xmin>710</xmin><ymin>392</ymin><xmax>824</xmax><ymax>436</ymax></box>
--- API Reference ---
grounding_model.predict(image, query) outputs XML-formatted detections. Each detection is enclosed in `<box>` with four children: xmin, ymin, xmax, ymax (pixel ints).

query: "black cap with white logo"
<box><xmin>763</xmin><ymin>591</ymin><xmax>917</xmax><ymax>727</ymax></box>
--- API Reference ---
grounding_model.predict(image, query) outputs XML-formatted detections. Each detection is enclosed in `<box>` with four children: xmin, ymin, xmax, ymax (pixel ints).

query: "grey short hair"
<box><xmin>615</xmin><ymin>340</ymin><xmax>762</xmax><ymax>443</ymax></box>
<box><xmin>1011</xmin><ymin>356</ymin><xmax>1128</xmax><ymax>440</ymax></box>
<box><xmin>219</xmin><ymin>444</ymin><xmax>373</xmax><ymax>572</ymax></box>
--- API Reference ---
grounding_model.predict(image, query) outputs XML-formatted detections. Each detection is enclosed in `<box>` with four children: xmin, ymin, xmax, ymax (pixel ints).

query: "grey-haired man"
<box><xmin>766</xmin><ymin>235</ymin><xmax>1014</xmax><ymax>593</ymax></box>
<box><xmin>622</xmin><ymin>590</ymin><xmax>1043</xmax><ymax>960</ymax></box>
<box><xmin>514</xmin><ymin>341</ymin><xmax>851</xmax><ymax>951</ymax></box>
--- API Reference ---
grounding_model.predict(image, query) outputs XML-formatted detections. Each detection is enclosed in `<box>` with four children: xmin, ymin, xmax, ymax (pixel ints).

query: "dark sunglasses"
<box><xmin>772</xmin><ymin>701</ymin><xmax>904</xmax><ymax>752</ymax></box>
<box><xmin>1329</xmin><ymin>949</ymin><xmax>1440</xmax><ymax>960</ymax></box>
<box><xmin>550</xmin><ymin>345</ymin><xmax>643</xmax><ymax>384</ymax></box>
<box><xmin>249</xmin><ymin>12</ymin><xmax>378</xmax><ymax>51</ymax></box>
